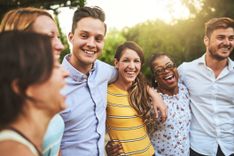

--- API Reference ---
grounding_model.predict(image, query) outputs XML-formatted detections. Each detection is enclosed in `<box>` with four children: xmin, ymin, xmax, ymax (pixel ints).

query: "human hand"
<box><xmin>153</xmin><ymin>98</ymin><xmax>167</xmax><ymax>123</ymax></box>
<box><xmin>105</xmin><ymin>140</ymin><xmax>124</xmax><ymax>156</ymax></box>
<box><xmin>148</xmin><ymin>87</ymin><xmax>167</xmax><ymax>122</ymax></box>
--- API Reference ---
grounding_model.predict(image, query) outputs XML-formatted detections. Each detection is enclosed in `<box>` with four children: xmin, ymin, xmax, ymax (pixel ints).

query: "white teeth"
<box><xmin>221</xmin><ymin>48</ymin><xmax>228</xmax><ymax>50</ymax></box>
<box><xmin>125</xmin><ymin>71</ymin><xmax>136</xmax><ymax>78</ymax></box>
<box><xmin>220</xmin><ymin>46</ymin><xmax>231</xmax><ymax>51</ymax></box>
<box><xmin>84</xmin><ymin>50</ymin><xmax>94</xmax><ymax>54</ymax></box>
<box><xmin>126</xmin><ymin>71</ymin><xmax>134</xmax><ymax>74</ymax></box>
<box><xmin>164</xmin><ymin>75</ymin><xmax>173</xmax><ymax>80</ymax></box>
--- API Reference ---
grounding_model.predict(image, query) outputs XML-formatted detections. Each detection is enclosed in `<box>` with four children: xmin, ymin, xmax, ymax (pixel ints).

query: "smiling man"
<box><xmin>60</xmin><ymin>6</ymin><xmax>117</xmax><ymax>156</ymax></box>
<box><xmin>178</xmin><ymin>17</ymin><xmax>234</xmax><ymax>156</ymax></box>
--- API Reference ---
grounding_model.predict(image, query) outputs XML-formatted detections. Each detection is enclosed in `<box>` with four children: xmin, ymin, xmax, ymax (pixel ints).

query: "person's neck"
<box><xmin>205</xmin><ymin>53</ymin><xmax>228</xmax><ymax>78</ymax></box>
<box><xmin>114</xmin><ymin>79</ymin><xmax>131</xmax><ymax>91</ymax></box>
<box><xmin>158</xmin><ymin>86</ymin><xmax>178</xmax><ymax>96</ymax></box>
<box><xmin>70</xmin><ymin>55</ymin><xmax>93</xmax><ymax>75</ymax></box>
<box><xmin>9</xmin><ymin>108</ymin><xmax>51</xmax><ymax>152</ymax></box>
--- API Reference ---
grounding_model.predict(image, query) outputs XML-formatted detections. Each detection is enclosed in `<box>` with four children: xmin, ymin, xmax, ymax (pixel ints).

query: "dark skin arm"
<box><xmin>147</xmin><ymin>86</ymin><xmax>167</xmax><ymax>122</ymax></box>
<box><xmin>105</xmin><ymin>140</ymin><xmax>124</xmax><ymax>156</ymax></box>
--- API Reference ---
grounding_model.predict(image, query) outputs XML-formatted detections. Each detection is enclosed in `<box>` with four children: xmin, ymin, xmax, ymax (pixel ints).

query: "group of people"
<box><xmin>0</xmin><ymin>5</ymin><xmax>233</xmax><ymax>156</ymax></box>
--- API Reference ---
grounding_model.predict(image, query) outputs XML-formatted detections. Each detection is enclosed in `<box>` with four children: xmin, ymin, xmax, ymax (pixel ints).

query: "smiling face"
<box><xmin>204</xmin><ymin>28</ymin><xmax>234</xmax><ymax>61</ymax></box>
<box><xmin>32</xmin><ymin>15</ymin><xmax>64</xmax><ymax>59</ymax></box>
<box><xmin>68</xmin><ymin>17</ymin><xmax>105</xmax><ymax>74</ymax></box>
<box><xmin>152</xmin><ymin>55</ymin><xmax>179</xmax><ymax>95</ymax></box>
<box><xmin>115</xmin><ymin>48</ymin><xmax>142</xmax><ymax>89</ymax></box>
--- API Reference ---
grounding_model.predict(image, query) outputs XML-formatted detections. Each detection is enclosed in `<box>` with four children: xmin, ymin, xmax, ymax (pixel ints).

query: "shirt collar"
<box><xmin>197</xmin><ymin>54</ymin><xmax>234</xmax><ymax>71</ymax></box>
<box><xmin>197</xmin><ymin>54</ymin><xmax>206</xmax><ymax>65</ymax></box>
<box><xmin>62</xmin><ymin>54</ymin><xmax>97</xmax><ymax>81</ymax></box>
<box><xmin>227</xmin><ymin>57</ymin><xmax>234</xmax><ymax>71</ymax></box>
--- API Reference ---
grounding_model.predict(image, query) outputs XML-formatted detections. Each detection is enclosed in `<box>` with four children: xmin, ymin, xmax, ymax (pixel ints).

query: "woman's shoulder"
<box><xmin>178</xmin><ymin>81</ymin><xmax>189</xmax><ymax>94</ymax></box>
<box><xmin>0</xmin><ymin>140</ymin><xmax>35</xmax><ymax>156</ymax></box>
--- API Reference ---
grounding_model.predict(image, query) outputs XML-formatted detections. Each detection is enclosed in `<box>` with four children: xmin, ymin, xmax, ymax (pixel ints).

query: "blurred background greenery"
<box><xmin>0</xmin><ymin>0</ymin><xmax>233</xmax><ymax>79</ymax></box>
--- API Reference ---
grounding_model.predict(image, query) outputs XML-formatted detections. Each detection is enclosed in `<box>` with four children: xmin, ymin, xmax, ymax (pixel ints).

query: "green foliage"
<box><xmin>119</xmin><ymin>20</ymin><xmax>196</xmax><ymax>78</ymax></box>
<box><xmin>99</xmin><ymin>29</ymin><xmax>126</xmax><ymax>65</ymax></box>
<box><xmin>54</xmin><ymin>15</ymin><xmax>70</xmax><ymax>63</ymax></box>
<box><xmin>0</xmin><ymin>0</ymin><xmax>86</xmax><ymax>20</ymax></box>
<box><xmin>102</xmin><ymin>0</ymin><xmax>234</xmax><ymax>80</ymax></box>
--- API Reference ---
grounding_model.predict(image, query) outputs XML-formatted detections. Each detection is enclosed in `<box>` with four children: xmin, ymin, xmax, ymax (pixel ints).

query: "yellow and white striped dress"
<box><xmin>106</xmin><ymin>84</ymin><xmax>154</xmax><ymax>156</ymax></box>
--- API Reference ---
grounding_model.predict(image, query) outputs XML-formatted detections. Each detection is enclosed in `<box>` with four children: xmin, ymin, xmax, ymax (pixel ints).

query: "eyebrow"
<box><xmin>122</xmin><ymin>57</ymin><xmax>141</xmax><ymax>60</ymax></box>
<box><xmin>154</xmin><ymin>62</ymin><xmax>172</xmax><ymax>68</ymax></box>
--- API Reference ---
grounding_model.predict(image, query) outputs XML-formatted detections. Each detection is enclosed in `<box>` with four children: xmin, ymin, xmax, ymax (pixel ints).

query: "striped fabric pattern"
<box><xmin>106</xmin><ymin>84</ymin><xmax>154</xmax><ymax>156</ymax></box>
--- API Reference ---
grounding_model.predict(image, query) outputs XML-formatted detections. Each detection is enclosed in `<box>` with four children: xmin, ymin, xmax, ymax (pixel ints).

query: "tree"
<box><xmin>100</xmin><ymin>28</ymin><xmax>126</xmax><ymax>64</ymax></box>
<box><xmin>102</xmin><ymin>0</ymin><xmax>234</xmax><ymax>78</ymax></box>
<box><xmin>0</xmin><ymin>0</ymin><xmax>85</xmax><ymax>20</ymax></box>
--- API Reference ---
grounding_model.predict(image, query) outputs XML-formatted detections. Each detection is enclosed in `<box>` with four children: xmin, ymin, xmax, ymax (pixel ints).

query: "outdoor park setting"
<box><xmin>0</xmin><ymin>1</ymin><xmax>233</xmax><ymax>156</ymax></box>
<box><xmin>1</xmin><ymin>0</ymin><xmax>233</xmax><ymax>78</ymax></box>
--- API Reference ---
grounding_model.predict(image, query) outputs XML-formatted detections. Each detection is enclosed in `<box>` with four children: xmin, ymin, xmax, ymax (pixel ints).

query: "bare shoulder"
<box><xmin>0</xmin><ymin>140</ymin><xmax>35</xmax><ymax>156</ymax></box>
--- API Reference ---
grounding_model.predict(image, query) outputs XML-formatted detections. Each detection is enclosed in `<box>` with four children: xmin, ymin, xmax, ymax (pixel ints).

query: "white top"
<box><xmin>178</xmin><ymin>54</ymin><xmax>234</xmax><ymax>156</ymax></box>
<box><xmin>0</xmin><ymin>129</ymin><xmax>40</xmax><ymax>156</ymax></box>
<box><xmin>151</xmin><ymin>82</ymin><xmax>191</xmax><ymax>156</ymax></box>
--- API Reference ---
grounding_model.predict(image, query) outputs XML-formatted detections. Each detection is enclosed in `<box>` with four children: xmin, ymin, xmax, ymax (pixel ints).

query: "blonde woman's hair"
<box><xmin>0</xmin><ymin>7</ymin><xmax>53</xmax><ymax>32</ymax></box>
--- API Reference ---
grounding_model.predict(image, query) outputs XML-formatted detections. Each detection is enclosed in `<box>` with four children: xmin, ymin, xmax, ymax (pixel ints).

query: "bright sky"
<box><xmin>58</xmin><ymin>0</ymin><xmax>195</xmax><ymax>34</ymax></box>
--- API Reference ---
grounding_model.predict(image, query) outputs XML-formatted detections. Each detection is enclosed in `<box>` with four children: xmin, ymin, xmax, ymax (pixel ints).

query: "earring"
<box><xmin>155</xmin><ymin>80</ymin><xmax>157</xmax><ymax>83</ymax></box>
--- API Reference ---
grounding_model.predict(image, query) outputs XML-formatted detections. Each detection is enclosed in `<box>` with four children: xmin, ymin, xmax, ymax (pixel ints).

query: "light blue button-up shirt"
<box><xmin>60</xmin><ymin>55</ymin><xmax>117</xmax><ymax>156</ymax></box>
<box><xmin>178</xmin><ymin>54</ymin><xmax>234</xmax><ymax>156</ymax></box>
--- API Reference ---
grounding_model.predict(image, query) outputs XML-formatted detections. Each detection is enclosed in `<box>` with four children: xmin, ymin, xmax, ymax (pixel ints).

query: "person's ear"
<box><xmin>11</xmin><ymin>79</ymin><xmax>20</xmax><ymax>94</ymax></box>
<box><xmin>11</xmin><ymin>79</ymin><xmax>33</xmax><ymax>98</ymax></box>
<box><xmin>204</xmin><ymin>36</ymin><xmax>209</xmax><ymax>47</ymax></box>
<box><xmin>68</xmin><ymin>32</ymin><xmax>74</xmax><ymax>42</ymax></box>
<box><xmin>114</xmin><ymin>59</ymin><xmax>119</xmax><ymax>68</ymax></box>
<box><xmin>11</xmin><ymin>79</ymin><xmax>33</xmax><ymax>99</ymax></box>
<box><xmin>25</xmin><ymin>85</ymin><xmax>35</xmax><ymax>99</ymax></box>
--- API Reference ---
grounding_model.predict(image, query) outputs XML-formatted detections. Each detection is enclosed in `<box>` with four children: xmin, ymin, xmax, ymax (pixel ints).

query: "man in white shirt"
<box><xmin>178</xmin><ymin>17</ymin><xmax>234</xmax><ymax>156</ymax></box>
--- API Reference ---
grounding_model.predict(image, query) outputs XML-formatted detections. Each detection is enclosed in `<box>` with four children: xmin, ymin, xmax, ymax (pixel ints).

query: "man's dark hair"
<box><xmin>205</xmin><ymin>17</ymin><xmax>234</xmax><ymax>38</ymax></box>
<box><xmin>71</xmin><ymin>6</ymin><xmax>107</xmax><ymax>34</ymax></box>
